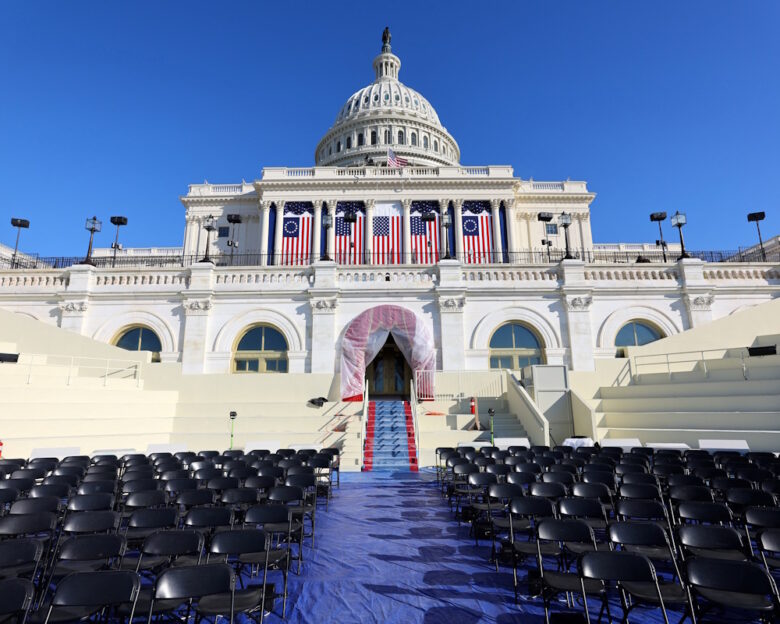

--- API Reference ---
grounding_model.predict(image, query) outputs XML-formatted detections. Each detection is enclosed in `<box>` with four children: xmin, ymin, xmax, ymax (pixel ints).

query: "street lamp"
<box><xmin>81</xmin><ymin>216</ymin><xmax>102</xmax><ymax>266</ymax></box>
<box><xmin>10</xmin><ymin>218</ymin><xmax>29</xmax><ymax>269</ymax></box>
<box><xmin>670</xmin><ymin>211</ymin><xmax>690</xmax><ymax>260</ymax></box>
<box><xmin>109</xmin><ymin>216</ymin><xmax>128</xmax><ymax>268</ymax></box>
<box><xmin>321</xmin><ymin>212</ymin><xmax>332</xmax><ymax>261</ymax></box>
<box><xmin>442</xmin><ymin>211</ymin><xmax>452</xmax><ymax>260</ymax></box>
<box><xmin>229</xmin><ymin>411</ymin><xmax>238</xmax><ymax>450</ymax></box>
<box><xmin>650</xmin><ymin>212</ymin><xmax>668</xmax><ymax>262</ymax></box>
<box><xmin>227</xmin><ymin>213</ymin><xmax>242</xmax><ymax>265</ymax></box>
<box><xmin>747</xmin><ymin>211</ymin><xmax>767</xmax><ymax>262</ymax></box>
<box><xmin>541</xmin><ymin>238</ymin><xmax>553</xmax><ymax>262</ymax></box>
<box><xmin>559</xmin><ymin>212</ymin><xmax>573</xmax><ymax>260</ymax></box>
<box><xmin>200</xmin><ymin>215</ymin><xmax>216</xmax><ymax>264</ymax></box>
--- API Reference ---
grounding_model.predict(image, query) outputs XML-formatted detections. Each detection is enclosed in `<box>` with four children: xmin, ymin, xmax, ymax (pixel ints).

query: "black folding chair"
<box><xmin>148</xmin><ymin>563</ymin><xmax>235</xmax><ymax>623</ymax></box>
<box><xmin>42</xmin><ymin>570</ymin><xmax>140</xmax><ymax>623</ymax></box>
<box><xmin>0</xmin><ymin>577</ymin><xmax>34</xmax><ymax>624</ymax></box>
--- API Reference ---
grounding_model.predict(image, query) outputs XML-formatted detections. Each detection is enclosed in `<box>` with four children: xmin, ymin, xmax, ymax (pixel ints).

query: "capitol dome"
<box><xmin>315</xmin><ymin>29</ymin><xmax>460</xmax><ymax>168</ymax></box>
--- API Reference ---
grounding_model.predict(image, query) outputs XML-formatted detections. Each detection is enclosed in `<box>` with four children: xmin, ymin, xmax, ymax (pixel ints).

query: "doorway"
<box><xmin>366</xmin><ymin>334</ymin><xmax>412</xmax><ymax>398</ymax></box>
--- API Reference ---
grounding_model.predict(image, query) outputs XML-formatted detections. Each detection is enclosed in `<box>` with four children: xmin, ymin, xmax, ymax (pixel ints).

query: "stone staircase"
<box><xmin>363</xmin><ymin>400</ymin><xmax>418</xmax><ymax>471</ymax></box>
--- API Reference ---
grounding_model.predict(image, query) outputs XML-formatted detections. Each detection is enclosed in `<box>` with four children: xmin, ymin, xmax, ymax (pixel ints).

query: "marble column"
<box><xmin>490</xmin><ymin>199</ymin><xmax>503</xmax><ymax>263</ymax></box>
<box><xmin>453</xmin><ymin>199</ymin><xmax>464</xmax><ymax>259</ymax></box>
<box><xmin>273</xmin><ymin>201</ymin><xmax>285</xmax><ymax>266</ymax></box>
<box><xmin>365</xmin><ymin>199</ymin><xmax>375</xmax><ymax>264</ymax></box>
<box><xmin>402</xmin><ymin>198</ymin><xmax>412</xmax><ymax>264</ymax></box>
<box><xmin>325</xmin><ymin>201</ymin><xmax>336</xmax><ymax>261</ymax></box>
<box><xmin>312</xmin><ymin>200</ymin><xmax>322</xmax><ymax>261</ymax></box>
<box><xmin>505</xmin><ymin>199</ymin><xmax>517</xmax><ymax>263</ymax></box>
<box><xmin>259</xmin><ymin>201</ymin><xmax>271</xmax><ymax>266</ymax></box>
<box><xmin>439</xmin><ymin>199</ymin><xmax>450</xmax><ymax>260</ymax></box>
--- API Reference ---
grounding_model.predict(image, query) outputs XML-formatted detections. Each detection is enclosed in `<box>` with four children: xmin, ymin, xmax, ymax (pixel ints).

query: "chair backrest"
<box><xmin>537</xmin><ymin>518</ymin><xmax>594</xmax><ymax>544</ymax></box>
<box><xmin>669</xmin><ymin>485</ymin><xmax>714</xmax><ymax>503</ymax></box>
<box><xmin>209</xmin><ymin>528</ymin><xmax>267</xmax><ymax>556</ymax></box>
<box><xmin>0</xmin><ymin>512</ymin><xmax>57</xmax><ymax>537</ymax></box>
<box><xmin>244</xmin><ymin>475</ymin><xmax>276</xmax><ymax>491</ymax></box>
<box><xmin>529</xmin><ymin>482</ymin><xmax>566</xmax><ymax>499</ymax></box>
<box><xmin>184</xmin><ymin>507</ymin><xmax>232</xmax><ymax>529</ymax></box>
<box><xmin>745</xmin><ymin>506</ymin><xmax>780</xmax><ymax>530</ymax></box>
<box><xmin>616</xmin><ymin>499</ymin><xmax>667</xmax><ymax>522</ymax></box>
<box><xmin>686</xmin><ymin>558</ymin><xmax>774</xmax><ymax>595</ymax></box>
<box><xmin>558</xmin><ymin>497</ymin><xmax>605</xmax><ymax>520</ymax></box>
<box><xmin>142</xmin><ymin>530</ymin><xmax>203</xmax><ymax>557</ymax></box>
<box><xmin>176</xmin><ymin>489</ymin><xmax>215</xmax><ymax>507</ymax></box>
<box><xmin>467</xmin><ymin>473</ymin><xmax>497</xmax><ymax>488</ymax></box>
<box><xmin>677</xmin><ymin>501</ymin><xmax>732</xmax><ymax>525</ymax></box>
<box><xmin>29</xmin><ymin>484</ymin><xmax>70</xmax><ymax>499</ymax></box>
<box><xmin>619</xmin><ymin>483</ymin><xmax>661</xmax><ymax>500</ymax></box>
<box><xmin>245</xmin><ymin>504</ymin><xmax>291</xmax><ymax>527</ymax></box>
<box><xmin>678</xmin><ymin>524</ymin><xmax>744</xmax><ymax>551</ymax></box>
<box><xmin>67</xmin><ymin>493</ymin><xmax>114</xmax><ymax>512</ymax></box>
<box><xmin>51</xmin><ymin>570</ymin><xmax>140</xmax><ymax>608</ymax></box>
<box><xmin>608</xmin><ymin>520</ymin><xmax>668</xmax><ymax>548</ymax></box>
<box><xmin>57</xmin><ymin>534</ymin><xmax>125</xmax><ymax>562</ymax></box>
<box><xmin>221</xmin><ymin>488</ymin><xmax>260</xmax><ymax>505</ymax></box>
<box><xmin>507</xmin><ymin>472</ymin><xmax>537</xmax><ymax>487</ymax></box>
<box><xmin>580</xmin><ymin>551</ymin><xmax>656</xmax><ymax>583</ymax></box>
<box><xmin>154</xmin><ymin>563</ymin><xmax>234</xmax><ymax>601</ymax></box>
<box><xmin>0</xmin><ymin>577</ymin><xmax>34</xmax><ymax>617</ymax></box>
<box><xmin>62</xmin><ymin>511</ymin><xmax>119</xmax><ymax>534</ymax></box>
<box><xmin>572</xmin><ymin>482</ymin><xmax>611</xmax><ymax>502</ymax></box>
<box><xmin>268</xmin><ymin>486</ymin><xmax>304</xmax><ymax>504</ymax></box>
<box><xmin>10</xmin><ymin>496</ymin><xmax>60</xmax><ymax>515</ymax></box>
<box><xmin>0</xmin><ymin>538</ymin><xmax>43</xmax><ymax>569</ymax></box>
<box><xmin>488</xmin><ymin>483</ymin><xmax>525</xmax><ymax>501</ymax></box>
<box><xmin>759</xmin><ymin>528</ymin><xmax>780</xmax><ymax>555</ymax></box>
<box><xmin>285</xmin><ymin>474</ymin><xmax>317</xmax><ymax>489</ymax></box>
<box><xmin>128</xmin><ymin>507</ymin><xmax>178</xmax><ymax>529</ymax></box>
<box><xmin>77</xmin><ymin>481</ymin><xmax>116</xmax><ymax>496</ymax></box>
<box><xmin>620</xmin><ymin>473</ymin><xmax>658</xmax><ymax>486</ymax></box>
<box><xmin>510</xmin><ymin>496</ymin><xmax>555</xmax><ymax>519</ymax></box>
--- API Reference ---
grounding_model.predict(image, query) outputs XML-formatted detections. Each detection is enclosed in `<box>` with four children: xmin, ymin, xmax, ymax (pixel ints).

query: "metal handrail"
<box><xmin>360</xmin><ymin>378</ymin><xmax>369</xmax><ymax>470</ymax></box>
<box><xmin>11</xmin><ymin>353</ymin><xmax>143</xmax><ymax>387</ymax></box>
<box><xmin>410</xmin><ymin>378</ymin><xmax>421</xmax><ymax>466</ymax></box>
<box><xmin>631</xmin><ymin>347</ymin><xmax>753</xmax><ymax>380</ymax></box>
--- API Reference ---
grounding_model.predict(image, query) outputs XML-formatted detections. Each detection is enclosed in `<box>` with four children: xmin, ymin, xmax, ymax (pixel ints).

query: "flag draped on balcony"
<box><xmin>281</xmin><ymin>202</ymin><xmax>313</xmax><ymax>265</ymax></box>
<box><xmin>410</xmin><ymin>201</ymin><xmax>440</xmax><ymax>264</ymax></box>
<box><xmin>335</xmin><ymin>201</ymin><xmax>365</xmax><ymax>265</ymax></box>
<box><xmin>462</xmin><ymin>200</ymin><xmax>493</xmax><ymax>264</ymax></box>
<box><xmin>372</xmin><ymin>202</ymin><xmax>402</xmax><ymax>264</ymax></box>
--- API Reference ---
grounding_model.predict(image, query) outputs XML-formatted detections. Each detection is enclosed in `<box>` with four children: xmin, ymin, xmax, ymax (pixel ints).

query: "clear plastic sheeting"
<box><xmin>341</xmin><ymin>305</ymin><xmax>436</xmax><ymax>400</ymax></box>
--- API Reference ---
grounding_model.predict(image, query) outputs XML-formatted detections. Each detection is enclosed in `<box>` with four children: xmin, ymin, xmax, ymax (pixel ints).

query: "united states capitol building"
<box><xmin>1</xmin><ymin>30</ymin><xmax>778</xmax><ymax>409</ymax></box>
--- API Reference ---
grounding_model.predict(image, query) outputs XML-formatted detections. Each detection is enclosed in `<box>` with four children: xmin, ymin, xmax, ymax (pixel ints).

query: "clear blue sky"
<box><xmin>1</xmin><ymin>1</ymin><xmax>778</xmax><ymax>256</ymax></box>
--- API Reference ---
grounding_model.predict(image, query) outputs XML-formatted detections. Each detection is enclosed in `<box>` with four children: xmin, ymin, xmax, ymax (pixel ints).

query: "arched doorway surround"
<box><xmin>341</xmin><ymin>305</ymin><xmax>436</xmax><ymax>400</ymax></box>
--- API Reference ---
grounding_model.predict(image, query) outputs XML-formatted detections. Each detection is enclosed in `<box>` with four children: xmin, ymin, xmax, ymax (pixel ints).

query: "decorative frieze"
<box><xmin>685</xmin><ymin>293</ymin><xmax>714</xmax><ymax>312</ymax></box>
<box><xmin>58</xmin><ymin>301</ymin><xmax>88</xmax><ymax>313</ymax></box>
<box><xmin>311</xmin><ymin>297</ymin><xmax>338</xmax><ymax>312</ymax></box>
<box><xmin>183</xmin><ymin>299</ymin><xmax>213</xmax><ymax>313</ymax></box>
<box><xmin>439</xmin><ymin>296</ymin><xmax>465</xmax><ymax>312</ymax></box>
<box><xmin>564</xmin><ymin>295</ymin><xmax>593</xmax><ymax>311</ymax></box>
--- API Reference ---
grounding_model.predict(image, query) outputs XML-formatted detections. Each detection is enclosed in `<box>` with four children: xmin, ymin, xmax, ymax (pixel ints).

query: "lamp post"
<box><xmin>442</xmin><ymin>211</ymin><xmax>452</xmax><ymax>260</ymax></box>
<box><xmin>227</xmin><ymin>213</ymin><xmax>242</xmax><ymax>265</ymax></box>
<box><xmin>321</xmin><ymin>212</ymin><xmax>332</xmax><ymax>261</ymax></box>
<box><xmin>650</xmin><ymin>212</ymin><xmax>668</xmax><ymax>262</ymax></box>
<box><xmin>82</xmin><ymin>216</ymin><xmax>102</xmax><ymax>266</ymax></box>
<box><xmin>670</xmin><ymin>211</ymin><xmax>690</xmax><ymax>260</ymax></box>
<box><xmin>559</xmin><ymin>212</ymin><xmax>573</xmax><ymax>260</ymax></box>
<box><xmin>200</xmin><ymin>215</ymin><xmax>216</xmax><ymax>263</ymax></box>
<box><xmin>229</xmin><ymin>411</ymin><xmax>237</xmax><ymax>450</ymax></box>
<box><xmin>420</xmin><ymin>211</ymin><xmax>435</xmax><ymax>264</ymax></box>
<box><xmin>747</xmin><ymin>211</ymin><xmax>767</xmax><ymax>262</ymax></box>
<box><xmin>10</xmin><ymin>218</ymin><xmax>29</xmax><ymax>269</ymax></box>
<box><xmin>541</xmin><ymin>238</ymin><xmax>553</xmax><ymax>262</ymax></box>
<box><xmin>109</xmin><ymin>216</ymin><xmax>127</xmax><ymax>268</ymax></box>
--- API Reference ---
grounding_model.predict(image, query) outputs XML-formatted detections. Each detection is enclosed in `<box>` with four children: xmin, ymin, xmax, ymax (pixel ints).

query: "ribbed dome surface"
<box><xmin>334</xmin><ymin>81</ymin><xmax>442</xmax><ymax>127</ymax></box>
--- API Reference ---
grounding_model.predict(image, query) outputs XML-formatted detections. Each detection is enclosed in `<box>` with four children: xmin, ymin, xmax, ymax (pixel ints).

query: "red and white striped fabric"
<box><xmin>335</xmin><ymin>210</ymin><xmax>365</xmax><ymax>265</ymax></box>
<box><xmin>372</xmin><ymin>202</ymin><xmax>402</xmax><ymax>264</ymax></box>
<box><xmin>461</xmin><ymin>209</ymin><xmax>493</xmax><ymax>264</ymax></box>
<box><xmin>280</xmin><ymin>210</ymin><xmax>312</xmax><ymax>265</ymax></box>
<box><xmin>410</xmin><ymin>213</ymin><xmax>440</xmax><ymax>264</ymax></box>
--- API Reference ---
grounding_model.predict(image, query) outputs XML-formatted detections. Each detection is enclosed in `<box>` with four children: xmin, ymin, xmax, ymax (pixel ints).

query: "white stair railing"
<box><xmin>410</xmin><ymin>379</ymin><xmax>421</xmax><ymax>465</ymax></box>
<box><xmin>360</xmin><ymin>378</ymin><xmax>369</xmax><ymax>470</ymax></box>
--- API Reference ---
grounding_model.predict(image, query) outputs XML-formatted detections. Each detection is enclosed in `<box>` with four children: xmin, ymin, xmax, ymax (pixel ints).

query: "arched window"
<box><xmin>434</xmin><ymin>140</ymin><xmax>439</xmax><ymax>152</ymax></box>
<box><xmin>114</xmin><ymin>326</ymin><xmax>162</xmax><ymax>362</ymax></box>
<box><xmin>346</xmin><ymin>137</ymin><xmax>352</xmax><ymax>149</ymax></box>
<box><xmin>489</xmin><ymin>322</ymin><xmax>543</xmax><ymax>369</ymax></box>
<box><xmin>398</xmin><ymin>130</ymin><xmax>405</xmax><ymax>145</ymax></box>
<box><xmin>233</xmin><ymin>325</ymin><xmax>288</xmax><ymax>373</ymax></box>
<box><xmin>384</xmin><ymin>129</ymin><xmax>391</xmax><ymax>144</ymax></box>
<box><xmin>423</xmin><ymin>136</ymin><xmax>429</xmax><ymax>149</ymax></box>
<box><xmin>357</xmin><ymin>133</ymin><xmax>364</xmax><ymax>147</ymax></box>
<box><xmin>411</xmin><ymin>132</ymin><xmax>417</xmax><ymax>146</ymax></box>
<box><xmin>371</xmin><ymin>131</ymin><xmax>377</xmax><ymax>145</ymax></box>
<box><xmin>615</xmin><ymin>321</ymin><xmax>663</xmax><ymax>347</ymax></box>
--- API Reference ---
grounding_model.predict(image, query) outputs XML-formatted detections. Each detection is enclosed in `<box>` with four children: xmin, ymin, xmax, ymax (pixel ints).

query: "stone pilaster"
<box><xmin>401</xmin><ymin>198</ymin><xmax>412</xmax><ymax>265</ymax></box>
<box><xmin>453</xmin><ymin>199</ymin><xmax>464</xmax><ymax>259</ymax></box>
<box><xmin>678</xmin><ymin>258</ymin><xmax>713</xmax><ymax>328</ymax></box>
<box><xmin>58</xmin><ymin>264</ymin><xmax>94</xmax><ymax>334</ymax></box>
<box><xmin>312</xmin><ymin>200</ymin><xmax>322</xmax><ymax>260</ymax></box>
<box><xmin>490</xmin><ymin>199</ymin><xmax>503</xmax><ymax>262</ymax></box>
<box><xmin>259</xmin><ymin>201</ymin><xmax>271</xmax><ymax>266</ymax></box>
<box><xmin>180</xmin><ymin>262</ymin><xmax>215</xmax><ymax>374</ymax></box>
<box><xmin>273</xmin><ymin>201</ymin><xmax>285</xmax><ymax>266</ymax></box>
<box><xmin>309</xmin><ymin>261</ymin><xmax>339</xmax><ymax>373</ymax></box>
<box><xmin>436</xmin><ymin>259</ymin><xmax>465</xmax><ymax>370</ymax></box>
<box><xmin>504</xmin><ymin>198</ymin><xmax>517</xmax><ymax>262</ymax></box>
<box><xmin>560</xmin><ymin>259</ymin><xmax>594</xmax><ymax>371</ymax></box>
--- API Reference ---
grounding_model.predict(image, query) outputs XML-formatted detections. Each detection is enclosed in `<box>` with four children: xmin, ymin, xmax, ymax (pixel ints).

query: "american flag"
<box><xmin>387</xmin><ymin>148</ymin><xmax>408</xmax><ymax>168</ymax></box>
<box><xmin>462</xmin><ymin>203</ymin><xmax>493</xmax><ymax>264</ymax></box>
<box><xmin>410</xmin><ymin>212</ymin><xmax>439</xmax><ymax>264</ymax></box>
<box><xmin>372</xmin><ymin>203</ymin><xmax>402</xmax><ymax>264</ymax></box>
<box><xmin>335</xmin><ymin>204</ymin><xmax>364</xmax><ymax>265</ymax></box>
<box><xmin>281</xmin><ymin>203</ymin><xmax>312</xmax><ymax>265</ymax></box>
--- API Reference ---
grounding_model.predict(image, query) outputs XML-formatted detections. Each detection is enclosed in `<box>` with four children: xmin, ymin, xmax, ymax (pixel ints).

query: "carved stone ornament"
<box><xmin>439</xmin><ymin>297</ymin><xmax>465</xmax><ymax>312</ymax></box>
<box><xmin>311</xmin><ymin>298</ymin><xmax>338</xmax><ymax>311</ymax></box>
<box><xmin>565</xmin><ymin>295</ymin><xmax>592</xmax><ymax>311</ymax></box>
<box><xmin>686</xmin><ymin>293</ymin><xmax>714</xmax><ymax>311</ymax></box>
<box><xmin>184</xmin><ymin>299</ymin><xmax>213</xmax><ymax>312</ymax></box>
<box><xmin>58</xmin><ymin>301</ymin><xmax>88</xmax><ymax>313</ymax></box>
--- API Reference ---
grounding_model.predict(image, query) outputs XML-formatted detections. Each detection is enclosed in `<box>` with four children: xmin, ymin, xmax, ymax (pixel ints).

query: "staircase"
<box><xmin>363</xmin><ymin>400</ymin><xmax>418</xmax><ymax>471</ymax></box>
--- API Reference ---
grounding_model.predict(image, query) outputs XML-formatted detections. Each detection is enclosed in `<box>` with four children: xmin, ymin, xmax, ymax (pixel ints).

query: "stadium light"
<box><xmin>200</xmin><ymin>215</ymin><xmax>216</xmax><ymax>264</ymax></box>
<box><xmin>650</xmin><ymin>212</ymin><xmax>668</xmax><ymax>262</ymax></box>
<box><xmin>227</xmin><ymin>214</ymin><xmax>242</xmax><ymax>264</ymax></box>
<box><xmin>10</xmin><ymin>218</ymin><xmax>29</xmax><ymax>269</ymax></box>
<box><xmin>747</xmin><ymin>211</ymin><xmax>767</xmax><ymax>261</ymax></box>
<box><xmin>670</xmin><ymin>211</ymin><xmax>690</xmax><ymax>260</ymax></box>
<box><xmin>541</xmin><ymin>238</ymin><xmax>553</xmax><ymax>263</ymax></box>
<box><xmin>81</xmin><ymin>216</ymin><xmax>102</xmax><ymax>266</ymax></box>
<box><xmin>109</xmin><ymin>216</ymin><xmax>128</xmax><ymax>268</ymax></box>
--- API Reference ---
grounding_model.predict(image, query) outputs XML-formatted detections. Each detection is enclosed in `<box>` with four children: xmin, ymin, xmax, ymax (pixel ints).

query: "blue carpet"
<box><xmin>261</xmin><ymin>471</ymin><xmax>694</xmax><ymax>624</ymax></box>
<box><xmin>370</xmin><ymin>400</ymin><xmax>411</xmax><ymax>470</ymax></box>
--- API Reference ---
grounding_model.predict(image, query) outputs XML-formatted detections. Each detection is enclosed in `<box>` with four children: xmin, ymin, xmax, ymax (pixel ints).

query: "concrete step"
<box><xmin>599</xmin><ymin>378</ymin><xmax>780</xmax><ymax>399</ymax></box>
<box><xmin>598</xmin><ymin>411</ymin><xmax>780</xmax><ymax>430</ymax></box>
<box><xmin>598</xmin><ymin>394</ymin><xmax>780</xmax><ymax>413</ymax></box>
<box><xmin>599</xmin><ymin>427</ymin><xmax>780</xmax><ymax>453</ymax></box>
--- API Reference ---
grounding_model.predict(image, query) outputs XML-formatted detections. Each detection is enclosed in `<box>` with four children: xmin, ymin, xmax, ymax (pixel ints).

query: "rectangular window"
<box><xmin>218</xmin><ymin>226</ymin><xmax>230</xmax><ymax>238</ymax></box>
<box><xmin>545</xmin><ymin>223</ymin><xmax>558</xmax><ymax>236</ymax></box>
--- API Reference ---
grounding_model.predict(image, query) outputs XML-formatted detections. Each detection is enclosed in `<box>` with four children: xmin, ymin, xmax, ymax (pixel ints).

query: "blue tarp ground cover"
<box><xmin>262</xmin><ymin>470</ymin><xmax>698</xmax><ymax>624</ymax></box>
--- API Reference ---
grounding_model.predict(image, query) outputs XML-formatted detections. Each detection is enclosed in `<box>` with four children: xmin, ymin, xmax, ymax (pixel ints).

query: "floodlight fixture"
<box><xmin>747</xmin><ymin>211</ymin><xmax>767</xmax><ymax>261</ymax></box>
<box><xmin>10</xmin><ymin>218</ymin><xmax>29</xmax><ymax>269</ymax></box>
<box><xmin>650</xmin><ymin>212</ymin><xmax>668</xmax><ymax>262</ymax></box>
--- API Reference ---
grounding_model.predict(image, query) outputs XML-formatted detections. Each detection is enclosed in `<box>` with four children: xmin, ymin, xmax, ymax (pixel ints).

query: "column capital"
<box><xmin>439</xmin><ymin>199</ymin><xmax>452</xmax><ymax>209</ymax></box>
<box><xmin>259</xmin><ymin>200</ymin><xmax>272</xmax><ymax>211</ymax></box>
<box><xmin>365</xmin><ymin>198</ymin><xmax>376</xmax><ymax>211</ymax></box>
<box><xmin>401</xmin><ymin>198</ymin><xmax>412</xmax><ymax>211</ymax></box>
<box><xmin>504</xmin><ymin>197</ymin><xmax>515</xmax><ymax>209</ymax></box>
<box><xmin>452</xmin><ymin>199</ymin><xmax>464</xmax><ymax>210</ymax></box>
<box><xmin>490</xmin><ymin>198</ymin><xmax>501</xmax><ymax>211</ymax></box>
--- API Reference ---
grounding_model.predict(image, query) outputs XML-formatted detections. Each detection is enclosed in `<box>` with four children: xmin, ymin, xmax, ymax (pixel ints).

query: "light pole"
<box><xmin>109</xmin><ymin>216</ymin><xmax>127</xmax><ymax>268</ymax></box>
<box><xmin>559</xmin><ymin>212</ymin><xmax>573</xmax><ymax>260</ymax></box>
<box><xmin>10</xmin><ymin>218</ymin><xmax>29</xmax><ymax>269</ymax></box>
<box><xmin>82</xmin><ymin>216</ymin><xmax>102</xmax><ymax>266</ymax></box>
<box><xmin>227</xmin><ymin>213</ymin><xmax>242</xmax><ymax>265</ymax></box>
<box><xmin>200</xmin><ymin>215</ymin><xmax>216</xmax><ymax>264</ymax></box>
<box><xmin>442</xmin><ymin>211</ymin><xmax>452</xmax><ymax>260</ymax></box>
<box><xmin>321</xmin><ymin>212</ymin><xmax>332</xmax><ymax>261</ymax></box>
<box><xmin>421</xmin><ymin>211</ymin><xmax>435</xmax><ymax>264</ymax></box>
<box><xmin>541</xmin><ymin>239</ymin><xmax>553</xmax><ymax>262</ymax></box>
<box><xmin>670</xmin><ymin>211</ymin><xmax>690</xmax><ymax>260</ymax></box>
<box><xmin>747</xmin><ymin>211</ymin><xmax>767</xmax><ymax>262</ymax></box>
<box><xmin>650</xmin><ymin>212</ymin><xmax>668</xmax><ymax>262</ymax></box>
<box><xmin>229</xmin><ymin>411</ymin><xmax>237</xmax><ymax>450</ymax></box>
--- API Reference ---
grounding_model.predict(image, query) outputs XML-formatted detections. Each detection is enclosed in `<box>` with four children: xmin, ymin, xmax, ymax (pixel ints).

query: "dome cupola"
<box><xmin>315</xmin><ymin>28</ymin><xmax>460</xmax><ymax>168</ymax></box>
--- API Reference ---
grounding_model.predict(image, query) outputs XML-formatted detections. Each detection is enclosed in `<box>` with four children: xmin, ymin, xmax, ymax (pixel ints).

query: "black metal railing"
<box><xmin>0</xmin><ymin>248</ymin><xmax>776</xmax><ymax>271</ymax></box>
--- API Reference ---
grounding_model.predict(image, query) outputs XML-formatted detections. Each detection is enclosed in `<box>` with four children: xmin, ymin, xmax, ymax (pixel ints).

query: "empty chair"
<box><xmin>41</xmin><ymin>570</ymin><xmax>141</xmax><ymax>623</ymax></box>
<box><xmin>28</xmin><ymin>483</ymin><xmax>70</xmax><ymax>500</ymax></box>
<box><xmin>67</xmin><ymin>493</ymin><xmax>115</xmax><ymax>512</ymax></box>
<box><xmin>678</xmin><ymin>524</ymin><xmax>748</xmax><ymax>561</ymax></box>
<box><xmin>726</xmin><ymin>488</ymin><xmax>776</xmax><ymax>520</ymax></box>
<box><xmin>758</xmin><ymin>528</ymin><xmax>780</xmax><ymax>573</ymax></box>
<box><xmin>557</xmin><ymin>497</ymin><xmax>608</xmax><ymax>534</ymax></box>
<box><xmin>61</xmin><ymin>510</ymin><xmax>120</xmax><ymax>535</ymax></box>
<box><xmin>677</xmin><ymin>501</ymin><xmax>733</xmax><ymax>526</ymax></box>
<box><xmin>0</xmin><ymin>538</ymin><xmax>44</xmax><ymax>581</ymax></box>
<box><xmin>529</xmin><ymin>482</ymin><xmax>567</xmax><ymax>501</ymax></box>
<box><xmin>184</xmin><ymin>507</ymin><xmax>234</xmax><ymax>538</ymax></box>
<box><xmin>620</xmin><ymin>473</ymin><xmax>658</xmax><ymax>487</ymax></box>
<box><xmin>45</xmin><ymin>534</ymin><xmax>126</xmax><ymax>583</ymax></box>
<box><xmin>148</xmin><ymin>563</ymin><xmax>236</xmax><ymax>622</ymax></box>
<box><xmin>125</xmin><ymin>508</ymin><xmax>179</xmax><ymax>546</ymax></box>
<box><xmin>9</xmin><ymin>496</ymin><xmax>60</xmax><ymax>515</ymax></box>
<box><xmin>0</xmin><ymin>578</ymin><xmax>34</xmax><ymax>623</ymax></box>
<box><xmin>176</xmin><ymin>489</ymin><xmax>215</xmax><ymax>510</ymax></box>
<box><xmin>125</xmin><ymin>529</ymin><xmax>204</xmax><ymax>573</ymax></box>
<box><xmin>686</xmin><ymin>558</ymin><xmax>779</xmax><ymax>622</ymax></box>
<box><xmin>77</xmin><ymin>480</ymin><xmax>116</xmax><ymax>496</ymax></box>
